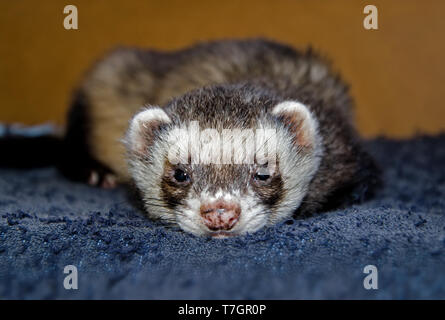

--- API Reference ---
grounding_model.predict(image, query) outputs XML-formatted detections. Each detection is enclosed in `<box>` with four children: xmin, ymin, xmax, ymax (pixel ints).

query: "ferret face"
<box><xmin>124</xmin><ymin>87</ymin><xmax>322</xmax><ymax>237</ymax></box>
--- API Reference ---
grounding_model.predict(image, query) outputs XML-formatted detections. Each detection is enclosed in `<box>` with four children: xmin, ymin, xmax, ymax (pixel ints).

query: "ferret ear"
<box><xmin>126</xmin><ymin>107</ymin><xmax>171</xmax><ymax>155</ymax></box>
<box><xmin>272</xmin><ymin>101</ymin><xmax>319</xmax><ymax>148</ymax></box>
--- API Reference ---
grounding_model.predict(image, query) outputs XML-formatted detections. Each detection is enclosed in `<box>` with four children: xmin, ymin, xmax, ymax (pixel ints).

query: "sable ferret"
<box><xmin>59</xmin><ymin>39</ymin><xmax>379</xmax><ymax>237</ymax></box>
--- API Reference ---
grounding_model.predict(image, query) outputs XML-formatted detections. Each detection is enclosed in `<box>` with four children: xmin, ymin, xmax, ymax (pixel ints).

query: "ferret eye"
<box><xmin>252</xmin><ymin>163</ymin><xmax>273</xmax><ymax>183</ymax></box>
<box><xmin>253</xmin><ymin>173</ymin><xmax>271</xmax><ymax>181</ymax></box>
<box><xmin>173</xmin><ymin>169</ymin><xmax>190</xmax><ymax>183</ymax></box>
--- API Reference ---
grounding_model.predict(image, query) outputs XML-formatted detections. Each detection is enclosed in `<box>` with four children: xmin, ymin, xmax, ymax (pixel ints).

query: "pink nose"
<box><xmin>200</xmin><ymin>200</ymin><xmax>241</xmax><ymax>231</ymax></box>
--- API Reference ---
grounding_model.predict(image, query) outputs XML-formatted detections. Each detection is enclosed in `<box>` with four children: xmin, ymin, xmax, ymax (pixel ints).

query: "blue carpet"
<box><xmin>0</xmin><ymin>132</ymin><xmax>444</xmax><ymax>299</ymax></box>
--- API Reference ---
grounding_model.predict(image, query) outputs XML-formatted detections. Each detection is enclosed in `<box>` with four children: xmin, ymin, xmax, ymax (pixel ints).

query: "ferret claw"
<box><xmin>88</xmin><ymin>171</ymin><xmax>99</xmax><ymax>186</ymax></box>
<box><xmin>101</xmin><ymin>174</ymin><xmax>117</xmax><ymax>189</ymax></box>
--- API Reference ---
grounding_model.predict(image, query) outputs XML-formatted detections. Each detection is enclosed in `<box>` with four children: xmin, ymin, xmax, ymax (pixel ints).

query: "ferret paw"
<box><xmin>88</xmin><ymin>171</ymin><xmax>118</xmax><ymax>189</ymax></box>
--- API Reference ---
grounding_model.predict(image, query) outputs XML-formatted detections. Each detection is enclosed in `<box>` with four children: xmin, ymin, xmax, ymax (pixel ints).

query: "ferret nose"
<box><xmin>200</xmin><ymin>200</ymin><xmax>241</xmax><ymax>231</ymax></box>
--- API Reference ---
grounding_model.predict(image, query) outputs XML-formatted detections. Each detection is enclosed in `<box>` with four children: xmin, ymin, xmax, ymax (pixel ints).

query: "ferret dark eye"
<box><xmin>252</xmin><ymin>164</ymin><xmax>272</xmax><ymax>183</ymax></box>
<box><xmin>173</xmin><ymin>169</ymin><xmax>190</xmax><ymax>183</ymax></box>
<box><xmin>254</xmin><ymin>173</ymin><xmax>271</xmax><ymax>181</ymax></box>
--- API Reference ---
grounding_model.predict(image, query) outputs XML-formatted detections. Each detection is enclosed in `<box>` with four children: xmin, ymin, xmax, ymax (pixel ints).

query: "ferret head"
<box><xmin>124</xmin><ymin>85</ymin><xmax>323</xmax><ymax>237</ymax></box>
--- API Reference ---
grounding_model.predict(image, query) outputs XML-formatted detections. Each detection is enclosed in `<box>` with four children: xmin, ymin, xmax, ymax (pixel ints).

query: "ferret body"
<box><xmin>62</xmin><ymin>39</ymin><xmax>379</xmax><ymax>237</ymax></box>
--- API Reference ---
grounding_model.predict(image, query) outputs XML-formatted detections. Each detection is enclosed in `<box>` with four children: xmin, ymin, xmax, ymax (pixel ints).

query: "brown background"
<box><xmin>0</xmin><ymin>0</ymin><xmax>444</xmax><ymax>138</ymax></box>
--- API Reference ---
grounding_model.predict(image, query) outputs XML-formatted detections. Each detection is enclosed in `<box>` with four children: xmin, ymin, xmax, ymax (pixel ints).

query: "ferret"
<box><xmin>55</xmin><ymin>39</ymin><xmax>379</xmax><ymax>237</ymax></box>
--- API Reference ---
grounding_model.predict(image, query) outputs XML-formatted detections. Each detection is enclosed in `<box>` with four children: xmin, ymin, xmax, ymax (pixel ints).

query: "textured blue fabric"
<box><xmin>0</xmin><ymin>135</ymin><xmax>444</xmax><ymax>299</ymax></box>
